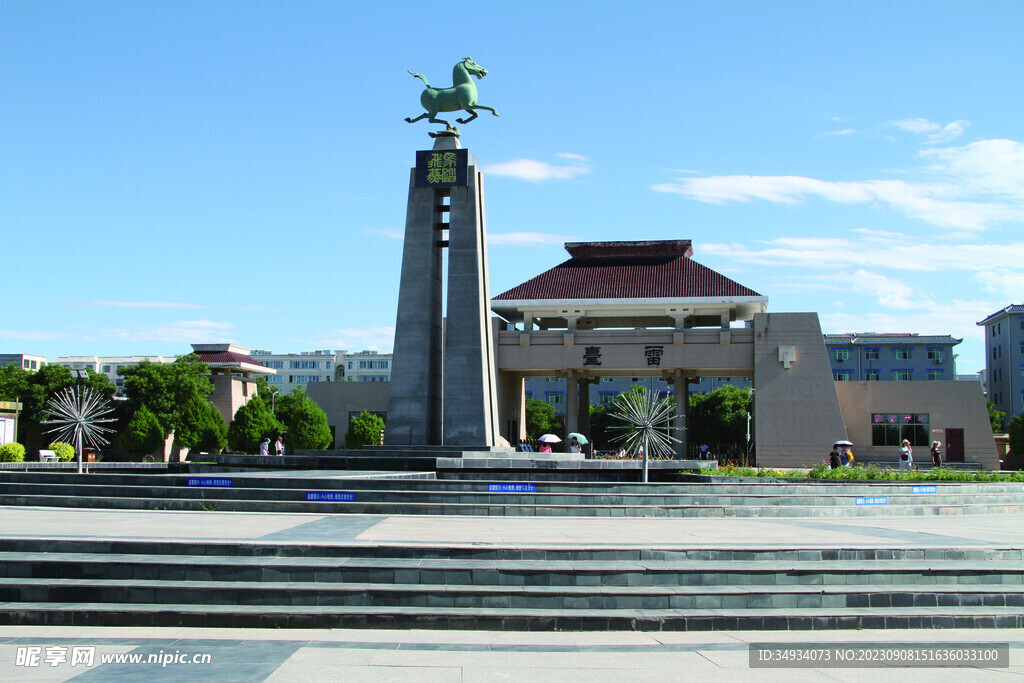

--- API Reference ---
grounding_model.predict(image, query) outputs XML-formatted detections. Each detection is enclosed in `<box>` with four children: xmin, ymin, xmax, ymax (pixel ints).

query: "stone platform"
<box><xmin>0</xmin><ymin>505</ymin><xmax>1022</xmax><ymax>633</ymax></box>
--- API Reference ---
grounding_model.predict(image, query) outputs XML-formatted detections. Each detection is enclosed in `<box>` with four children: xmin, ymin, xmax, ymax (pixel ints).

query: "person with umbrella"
<box><xmin>567</xmin><ymin>432</ymin><xmax>588</xmax><ymax>456</ymax></box>
<box><xmin>537</xmin><ymin>434</ymin><xmax>560</xmax><ymax>454</ymax></box>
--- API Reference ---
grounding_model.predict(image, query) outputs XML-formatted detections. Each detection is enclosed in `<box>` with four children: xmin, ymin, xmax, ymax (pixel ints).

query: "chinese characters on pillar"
<box><xmin>583</xmin><ymin>346</ymin><xmax>602</xmax><ymax>366</ymax></box>
<box><xmin>644</xmin><ymin>345</ymin><xmax>664</xmax><ymax>366</ymax></box>
<box><xmin>415</xmin><ymin>149</ymin><xmax>469</xmax><ymax>187</ymax></box>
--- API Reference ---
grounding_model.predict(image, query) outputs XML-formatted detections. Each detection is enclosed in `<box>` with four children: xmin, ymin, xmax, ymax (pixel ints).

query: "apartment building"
<box><xmin>978</xmin><ymin>304</ymin><xmax>1024</xmax><ymax>429</ymax></box>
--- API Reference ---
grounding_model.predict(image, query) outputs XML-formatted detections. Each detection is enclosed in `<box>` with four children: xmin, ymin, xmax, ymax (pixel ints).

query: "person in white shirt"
<box><xmin>898</xmin><ymin>439</ymin><xmax>913</xmax><ymax>471</ymax></box>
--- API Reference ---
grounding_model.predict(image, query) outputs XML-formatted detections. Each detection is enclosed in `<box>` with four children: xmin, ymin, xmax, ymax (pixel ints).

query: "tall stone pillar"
<box><xmin>578</xmin><ymin>378</ymin><xmax>592</xmax><ymax>443</ymax></box>
<box><xmin>565</xmin><ymin>370</ymin><xmax>579</xmax><ymax>438</ymax></box>
<box><xmin>672</xmin><ymin>369</ymin><xmax>689</xmax><ymax>458</ymax></box>
<box><xmin>385</xmin><ymin>138</ymin><xmax>500</xmax><ymax>447</ymax></box>
<box><xmin>443</xmin><ymin>156</ymin><xmax>500</xmax><ymax>446</ymax></box>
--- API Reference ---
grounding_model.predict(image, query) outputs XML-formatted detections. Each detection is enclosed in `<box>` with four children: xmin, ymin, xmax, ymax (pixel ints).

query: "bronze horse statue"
<box><xmin>404</xmin><ymin>57</ymin><xmax>499</xmax><ymax>133</ymax></box>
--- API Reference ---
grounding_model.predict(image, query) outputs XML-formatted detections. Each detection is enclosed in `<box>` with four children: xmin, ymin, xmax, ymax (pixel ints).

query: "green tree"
<box><xmin>344</xmin><ymin>411</ymin><xmax>385</xmax><ymax>450</ymax></box>
<box><xmin>525</xmin><ymin>398</ymin><xmax>559</xmax><ymax>439</ymax></box>
<box><xmin>0</xmin><ymin>364</ymin><xmax>115</xmax><ymax>446</ymax></box>
<box><xmin>588</xmin><ymin>402</ymin><xmax>616</xmax><ymax>451</ymax></box>
<box><xmin>120</xmin><ymin>356</ymin><xmax>214</xmax><ymax>438</ymax></box>
<box><xmin>688</xmin><ymin>385</ymin><xmax>751</xmax><ymax>449</ymax></box>
<box><xmin>175</xmin><ymin>394</ymin><xmax>228</xmax><ymax>454</ymax></box>
<box><xmin>119</xmin><ymin>405</ymin><xmax>166</xmax><ymax>457</ymax></box>
<box><xmin>1007</xmin><ymin>413</ymin><xmax>1024</xmax><ymax>470</ymax></box>
<box><xmin>988</xmin><ymin>403</ymin><xmax>1007</xmax><ymax>433</ymax></box>
<box><xmin>0</xmin><ymin>363</ymin><xmax>30</xmax><ymax>404</ymax></box>
<box><xmin>276</xmin><ymin>389</ymin><xmax>332</xmax><ymax>450</ymax></box>
<box><xmin>227</xmin><ymin>396</ymin><xmax>283</xmax><ymax>454</ymax></box>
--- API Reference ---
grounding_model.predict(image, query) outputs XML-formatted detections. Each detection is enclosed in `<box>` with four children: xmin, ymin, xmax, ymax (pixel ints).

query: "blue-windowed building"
<box><xmin>977</xmin><ymin>304</ymin><xmax>1024</xmax><ymax>430</ymax></box>
<box><xmin>823</xmin><ymin>334</ymin><xmax>960</xmax><ymax>383</ymax></box>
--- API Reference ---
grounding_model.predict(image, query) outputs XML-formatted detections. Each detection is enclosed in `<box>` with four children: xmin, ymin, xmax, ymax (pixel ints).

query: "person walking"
<box><xmin>259</xmin><ymin>437</ymin><xmax>271</xmax><ymax>456</ymax></box>
<box><xmin>930</xmin><ymin>441</ymin><xmax>942</xmax><ymax>468</ymax></box>
<box><xmin>275</xmin><ymin>435</ymin><xmax>285</xmax><ymax>457</ymax></box>
<box><xmin>844</xmin><ymin>446</ymin><xmax>855</xmax><ymax>468</ymax></box>
<box><xmin>569</xmin><ymin>436</ymin><xmax>582</xmax><ymax>454</ymax></box>
<box><xmin>828</xmin><ymin>445</ymin><xmax>842</xmax><ymax>470</ymax></box>
<box><xmin>898</xmin><ymin>439</ymin><xmax>913</xmax><ymax>471</ymax></box>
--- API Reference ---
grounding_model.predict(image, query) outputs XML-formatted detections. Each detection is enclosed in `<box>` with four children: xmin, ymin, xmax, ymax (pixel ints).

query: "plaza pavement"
<box><xmin>0</xmin><ymin>505</ymin><xmax>1022</xmax><ymax>681</ymax></box>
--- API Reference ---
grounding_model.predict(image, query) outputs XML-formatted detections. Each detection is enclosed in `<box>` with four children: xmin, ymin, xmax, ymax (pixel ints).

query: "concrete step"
<box><xmin>2</xmin><ymin>491</ymin><xmax>1023</xmax><ymax>516</ymax></box>
<box><xmin>1</xmin><ymin>578</ymin><xmax>1021</xmax><ymax>610</ymax></box>
<box><xmin>0</xmin><ymin>471</ymin><xmax>1021</xmax><ymax>496</ymax></box>
<box><xmin>5</xmin><ymin>551</ymin><xmax>1023</xmax><ymax>586</ymax></box>
<box><xmin>2</xmin><ymin>480</ymin><xmax>1023</xmax><ymax>508</ymax></box>
<box><xmin>0</xmin><ymin>602</ymin><xmax>1019</xmax><ymax>631</ymax></box>
<box><xmin>1</xmin><ymin>538</ymin><xmax>1017</xmax><ymax>562</ymax></box>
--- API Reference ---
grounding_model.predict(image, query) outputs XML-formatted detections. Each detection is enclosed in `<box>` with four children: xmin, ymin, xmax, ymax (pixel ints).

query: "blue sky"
<box><xmin>2</xmin><ymin>1</ymin><xmax>1022</xmax><ymax>374</ymax></box>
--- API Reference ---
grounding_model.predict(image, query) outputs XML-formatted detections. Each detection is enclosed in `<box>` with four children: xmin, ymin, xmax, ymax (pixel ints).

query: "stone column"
<box><xmin>578</xmin><ymin>377</ymin><xmax>591</xmax><ymax>442</ymax></box>
<box><xmin>443</xmin><ymin>155</ymin><xmax>500</xmax><ymax>446</ymax></box>
<box><xmin>383</xmin><ymin>169</ymin><xmax>444</xmax><ymax>445</ymax></box>
<box><xmin>564</xmin><ymin>370</ymin><xmax>578</xmax><ymax>440</ymax></box>
<box><xmin>673</xmin><ymin>369</ymin><xmax>689</xmax><ymax>458</ymax></box>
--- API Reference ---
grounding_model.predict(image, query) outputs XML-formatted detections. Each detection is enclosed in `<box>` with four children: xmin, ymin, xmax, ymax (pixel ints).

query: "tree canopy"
<box><xmin>687</xmin><ymin>385</ymin><xmax>751</xmax><ymax>449</ymax></box>
<box><xmin>525</xmin><ymin>398</ymin><xmax>561</xmax><ymax>440</ymax></box>
<box><xmin>0</xmin><ymin>363</ymin><xmax>115</xmax><ymax>444</ymax></box>
<box><xmin>120</xmin><ymin>405</ymin><xmax>165</xmax><ymax>457</ymax></box>
<box><xmin>227</xmin><ymin>396</ymin><xmax>283</xmax><ymax>454</ymax></box>
<box><xmin>344</xmin><ymin>411</ymin><xmax>385</xmax><ymax>450</ymax></box>
<box><xmin>120</xmin><ymin>356</ymin><xmax>214</xmax><ymax>438</ymax></box>
<box><xmin>175</xmin><ymin>394</ymin><xmax>228</xmax><ymax>454</ymax></box>
<box><xmin>989</xmin><ymin>403</ymin><xmax>1007</xmax><ymax>433</ymax></box>
<box><xmin>1007</xmin><ymin>413</ymin><xmax>1024</xmax><ymax>470</ymax></box>
<box><xmin>276</xmin><ymin>389</ymin><xmax>332</xmax><ymax>450</ymax></box>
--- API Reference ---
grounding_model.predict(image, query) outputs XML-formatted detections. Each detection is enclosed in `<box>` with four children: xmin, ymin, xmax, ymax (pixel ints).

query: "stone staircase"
<box><xmin>0</xmin><ymin>472</ymin><xmax>1021</xmax><ymax>516</ymax></box>
<box><xmin>0</xmin><ymin>537</ymin><xmax>1020</xmax><ymax>630</ymax></box>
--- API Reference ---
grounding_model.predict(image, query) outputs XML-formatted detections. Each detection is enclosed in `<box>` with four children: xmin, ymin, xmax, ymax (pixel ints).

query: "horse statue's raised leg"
<box><xmin>456</xmin><ymin>105</ymin><xmax>499</xmax><ymax>125</ymax></box>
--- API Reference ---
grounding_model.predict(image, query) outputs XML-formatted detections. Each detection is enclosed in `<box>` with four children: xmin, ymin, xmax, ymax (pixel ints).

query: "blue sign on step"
<box><xmin>306</xmin><ymin>491</ymin><xmax>355</xmax><ymax>502</ymax></box>
<box><xmin>855</xmin><ymin>496</ymin><xmax>888</xmax><ymax>506</ymax></box>
<box><xmin>187</xmin><ymin>478</ymin><xmax>232</xmax><ymax>487</ymax></box>
<box><xmin>488</xmin><ymin>483</ymin><xmax>536</xmax><ymax>493</ymax></box>
<box><xmin>912</xmin><ymin>485</ymin><xmax>937</xmax><ymax>494</ymax></box>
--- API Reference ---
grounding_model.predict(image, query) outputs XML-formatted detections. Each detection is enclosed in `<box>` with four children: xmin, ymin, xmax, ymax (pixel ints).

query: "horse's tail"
<box><xmin>408</xmin><ymin>71</ymin><xmax>429</xmax><ymax>87</ymax></box>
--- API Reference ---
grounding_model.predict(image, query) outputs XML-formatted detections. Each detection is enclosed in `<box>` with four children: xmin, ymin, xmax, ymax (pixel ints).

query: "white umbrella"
<box><xmin>538</xmin><ymin>434</ymin><xmax>562</xmax><ymax>443</ymax></box>
<box><xmin>833</xmin><ymin>440</ymin><xmax>853</xmax><ymax>447</ymax></box>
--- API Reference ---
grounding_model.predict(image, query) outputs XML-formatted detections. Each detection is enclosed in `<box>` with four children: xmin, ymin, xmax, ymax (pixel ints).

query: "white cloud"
<box><xmin>482</xmin><ymin>158</ymin><xmax>591</xmax><ymax>182</ymax></box>
<box><xmin>368</xmin><ymin>228</ymin><xmax>404</xmax><ymax>240</ymax></box>
<box><xmin>890</xmin><ymin>117</ymin><xmax>969</xmax><ymax>144</ymax></box>
<box><xmin>654</xmin><ymin>137</ymin><xmax>1024</xmax><ymax>232</ymax></box>
<box><xmin>921</xmin><ymin>139</ymin><xmax>1024</xmax><ymax>199</ymax></box>
<box><xmin>700</xmin><ymin>231</ymin><xmax>1024</xmax><ymax>274</ymax></box>
<box><xmin>891</xmin><ymin>118</ymin><xmax>942</xmax><ymax>135</ymax></box>
<box><xmin>974</xmin><ymin>269</ymin><xmax>1024</xmax><ymax>299</ymax></box>
<box><xmin>303</xmin><ymin>326</ymin><xmax>395</xmax><ymax>352</ymax></box>
<box><xmin>928</xmin><ymin>120</ymin><xmax>969</xmax><ymax>144</ymax></box>
<box><xmin>75</xmin><ymin>301</ymin><xmax>203</xmax><ymax>310</ymax></box>
<box><xmin>844</xmin><ymin>269</ymin><xmax>917</xmax><ymax>309</ymax></box>
<box><xmin>0</xmin><ymin>329</ymin><xmax>73</xmax><ymax>341</ymax></box>
<box><xmin>820</xmin><ymin>298</ymin><xmax>994</xmax><ymax>339</ymax></box>
<box><xmin>821</xmin><ymin>129</ymin><xmax>856</xmax><ymax>137</ymax></box>
<box><xmin>556</xmin><ymin>152</ymin><xmax>589</xmax><ymax>162</ymax></box>
<box><xmin>488</xmin><ymin>232</ymin><xmax>575</xmax><ymax>247</ymax></box>
<box><xmin>106</xmin><ymin>319</ymin><xmax>235</xmax><ymax>343</ymax></box>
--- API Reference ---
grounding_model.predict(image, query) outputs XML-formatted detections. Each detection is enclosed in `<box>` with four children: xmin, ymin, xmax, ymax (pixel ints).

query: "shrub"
<box><xmin>227</xmin><ymin>396</ymin><xmax>283</xmax><ymax>454</ymax></box>
<box><xmin>344</xmin><ymin>411</ymin><xmax>385</xmax><ymax>450</ymax></box>
<box><xmin>48</xmin><ymin>441</ymin><xmax>75</xmax><ymax>462</ymax></box>
<box><xmin>121</xmin><ymin>405</ymin><xmax>165</xmax><ymax>457</ymax></box>
<box><xmin>0</xmin><ymin>442</ymin><xmax>26</xmax><ymax>462</ymax></box>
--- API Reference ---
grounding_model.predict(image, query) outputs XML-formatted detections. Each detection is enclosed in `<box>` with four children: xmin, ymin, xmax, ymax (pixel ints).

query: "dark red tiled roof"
<box><xmin>493</xmin><ymin>241</ymin><xmax>762</xmax><ymax>301</ymax></box>
<box><xmin>194</xmin><ymin>351</ymin><xmax>259</xmax><ymax>365</ymax></box>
